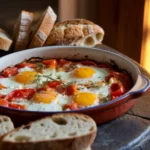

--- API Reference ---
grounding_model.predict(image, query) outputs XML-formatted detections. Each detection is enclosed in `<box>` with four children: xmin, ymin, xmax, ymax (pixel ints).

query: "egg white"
<box><xmin>0</xmin><ymin>67</ymin><xmax>38</xmax><ymax>95</ymax></box>
<box><xmin>57</xmin><ymin>94</ymin><xmax>72</xmax><ymax>105</ymax></box>
<box><xmin>42</xmin><ymin>68</ymin><xmax>56</xmax><ymax>78</ymax></box>
<box><xmin>11</xmin><ymin>98</ymin><xmax>62</xmax><ymax>111</ymax></box>
<box><xmin>18</xmin><ymin>67</ymin><xmax>35</xmax><ymax>73</ymax></box>
<box><xmin>55</xmin><ymin>64</ymin><xmax>108</xmax><ymax>85</ymax></box>
<box><xmin>0</xmin><ymin>77</ymin><xmax>24</xmax><ymax>95</ymax></box>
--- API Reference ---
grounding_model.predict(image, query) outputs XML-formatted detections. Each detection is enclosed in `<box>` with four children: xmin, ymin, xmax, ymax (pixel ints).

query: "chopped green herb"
<box><xmin>36</xmin><ymin>63</ymin><xmax>46</xmax><ymax>71</ymax></box>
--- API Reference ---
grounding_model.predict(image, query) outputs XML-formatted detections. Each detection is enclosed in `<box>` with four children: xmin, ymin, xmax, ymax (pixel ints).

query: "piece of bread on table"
<box><xmin>44</xmin><ymin>19</ymin><xmax>104</xmax><ymax>46</ymax></box>
<box><xmin>28</xmin><ymin>6</ymin><xmax>57</xmax><ymax>48</ymax></box>
<box><xmin>0</xmin><ymin>28</ymin><xmax>13</xmax><ymax>51</ymax></box>
<box><xmin>1</xmin><ymin>113</ymin><xmax>97</xmax><ymax>150</ymax></box>
<box><xmin>13</xmin><ymin>10</ymin><xmax>34</xmax><ymax>51</ymax></box>
<box><xmin>70</xmin><ymin>32</ymin><xmax>103</xmax><ymax>47</ymax></box>
<box><xmin>0</xmin><ymin>115</ymin><xmax>14</xmax><ymax>137</ymax></box>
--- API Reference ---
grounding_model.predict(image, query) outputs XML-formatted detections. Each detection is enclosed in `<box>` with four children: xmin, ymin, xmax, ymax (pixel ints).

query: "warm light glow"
<box><xmin>140</xmin><ymin>0</ymin><xmax>150</xmax><ymax>72</ymax></box>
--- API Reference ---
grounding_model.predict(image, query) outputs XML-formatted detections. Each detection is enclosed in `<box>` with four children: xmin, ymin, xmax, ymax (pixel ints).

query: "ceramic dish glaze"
<box><xmin>0</xmin><ymin>46</ymin><xmax>149</xmax><ymax>126</ymax></box>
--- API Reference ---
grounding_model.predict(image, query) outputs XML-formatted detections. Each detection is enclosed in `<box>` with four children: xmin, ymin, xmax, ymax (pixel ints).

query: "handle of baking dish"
<box><xmin>129</xmin><ymin>74</ymin><xmax>150</xmax><ymax>96</ymax></box>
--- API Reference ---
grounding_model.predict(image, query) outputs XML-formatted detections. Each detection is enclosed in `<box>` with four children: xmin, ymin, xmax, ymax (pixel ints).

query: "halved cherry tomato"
<box><xmin>56</xmin><ymin>85</ymin><xmax>66</xmax><ymax>94</ymax></box>
<box><xmin>42</xmin><ymin>59</ymin><xmax>57</xmax><ymax>68</ymax></box>
<box><xmin>5</xmin><ymin>89</ymin><xmax>36</xmax><ymax>101</ymax></box>
<box><xmin>114</xmin><ymin>72</ymin><xmax>132</xmax><ymax>91</ymax></box>
<box><xmin>0</xmin><ymin>93</ymin><xmax>5</xmax><ymax>99</ymax></box>
<box><xmin>0</xmin><ymin>99</ymin><xmax>8</xmax><ymax>107</ymax></box>
<box><xmin>80</xmin><ymin>61</ymin><xmax>96</xmax><ymax>66</ymax></box>
<box><xmin>0</xmin><ymin>75</ymin><xmax>4</xmax><ymax>79</ymax></box>
<box><xmin>3</xmin><ymin>67</ymin><xmax>18</xmax><ymax>77</ymax></box>
<box><xmin>66</xmin><ymin>84</ymin><xmax>78</xmax><ymax>96</ymax></box>
<box><xmin>110</xmin><ymin>83</ymin><xmax>125</xmax><ymax>100</ymax></box>
<box><xmin>36</xmin><ymin>87</ymin><xmax>47</xmax><ymax>92</ymax></box>
<box><xmin>47</xmin><ymin>81</ymin><xmax>62</xmax><ymax>89</ymax></box>
<box><xmin>8</xmin><ymin>103</ymin><xmax>26</xmax><ymax>110</ymax></box>
<box><xmin>63</xmin><ymin>102</ymin><xmax>78</xmax><ymax>110</ymax></box>
<box><xmin>16</xmin><ymin>63</ymin><xmax>36</xmax><ymax>69</ymax></box>
<box><xmin>58</xmin><ymin>59</ymin><xmax>71</xmax><ymax>67</ymax></box>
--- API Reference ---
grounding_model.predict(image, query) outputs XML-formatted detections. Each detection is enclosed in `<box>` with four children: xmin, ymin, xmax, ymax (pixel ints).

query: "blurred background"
<box><xmin>0</xmin><ymin>0</ymin><xmax>149</xmax><ymax>72</ymax></box>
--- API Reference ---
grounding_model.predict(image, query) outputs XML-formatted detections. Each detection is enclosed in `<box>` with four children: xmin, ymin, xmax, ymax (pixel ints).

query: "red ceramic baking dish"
<box><xmin>0</xmin><ymin>46</ymin><xmax>149</xmax><ymax>126</ymax></box>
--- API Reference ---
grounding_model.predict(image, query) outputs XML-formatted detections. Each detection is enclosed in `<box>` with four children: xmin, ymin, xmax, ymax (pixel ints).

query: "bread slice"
<box><xmin>44</xmin><ymin>19</ymin><xmax>104</xmax><ymax>46</ymax></box>
<box><xmin>1</xmin><ymin>113</ymin><xmax>97</xmax><ymax>150</ymax></box>
<box><xmin>70</xmin><ymin>32</ymin><xmax>104</xmax><ymax>47</ymax></box>
<box><xmin>13</xmin><ymin>10</ymin><xmax>34</xmax><ymax>51</ymax></box>
<box><xmin>0</xmin><ymin>28</ymin><xmax>13</xmax><ymax>51</ymax></box>
<box><xmin>0</xmin><ymin>115</ymin><xmax>14</xmax><ymax>137</ymax></box>
<box><xmin>28</xmin><ymin>6</ymin><xmax>57</xmax><ymax>48</ymax></box>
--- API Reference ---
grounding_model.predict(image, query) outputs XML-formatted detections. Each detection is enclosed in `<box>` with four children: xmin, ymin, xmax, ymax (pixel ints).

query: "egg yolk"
<box><xmin>33</xmin><ymin>90</ymin><xmax>58</xmax><ymax>104</ymax></box>
<box><xmin>15</xmin><ymin>71</ymin><xmax>37</xmax><ymax>84</ymax></box>
<box><xmin>74</xmin><ymin>67</ymin><xmax>95</xmax><ymax>78</ymax></box>
<box><xmin>73</xmin><ymin>92</ymin><xmax>97</xmax><ymax>106</ymax></box>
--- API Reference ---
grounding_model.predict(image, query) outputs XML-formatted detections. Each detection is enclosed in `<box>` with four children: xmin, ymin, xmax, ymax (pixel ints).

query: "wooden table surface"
<box><xmin>92</xmin><ymin>45</ymin><xmax>150</xmax><ymax>150</ymax></box>
<box><xmin>0</xmin><ymin>45</ymin><xmax>150</xmax><ymax>150</ymax></box>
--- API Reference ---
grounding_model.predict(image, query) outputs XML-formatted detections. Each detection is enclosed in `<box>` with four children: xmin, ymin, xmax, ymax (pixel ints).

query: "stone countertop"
<box><xmin>92</xmin><ymin>45</ymin><xmax>150</xmax><ymax>150</ymax></box>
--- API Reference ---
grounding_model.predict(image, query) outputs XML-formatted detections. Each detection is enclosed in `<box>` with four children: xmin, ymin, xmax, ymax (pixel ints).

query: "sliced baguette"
<box><xmin>0</xmin><ymin>28</ymin><xmax>13</xmax><ymax>51</ymax></box>
<box><xmin>44</xmin><ymin>19</ymin><xmax>104</xmax><ymax>46</ymax></box>
<box><xmin>13</xmin><ymin>10</ymin><xmax>34</xmax><ymax>51</ymax></box>
<box><xmin>70</xmin><ymin>32</ymin><xmax>104</xmax><ymax>47</ymax></box>
<box><xmin>0</xmin><ymin>115</ymin><xmax>14</xmax><ymax>137</ymax></box>
<box><xmin>28</xmin><ymin>6</ymin><xmax>57</xmax><ymax>48</ymax></box>
<box><xmin>1</xmin><ymin>113</ymin><xmax>97</xmax><ymax>150</ymax></box>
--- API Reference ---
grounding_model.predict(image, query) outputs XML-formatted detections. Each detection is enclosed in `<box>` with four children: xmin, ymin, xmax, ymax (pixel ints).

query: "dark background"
<box><xmin>0</xmin><ymin>0</ymin><xmax>146</xmax><ymax>63</ymax></box>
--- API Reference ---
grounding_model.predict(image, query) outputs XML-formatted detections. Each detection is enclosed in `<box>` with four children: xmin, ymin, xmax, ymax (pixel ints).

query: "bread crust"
<box><xmin>44</xmin><ymin>19</ymin><xmax>104</xmax><ymax>46</ymax></box>
<box><xmin>0</xmin><ymin>115</ymin><xmax>14</xmax><ymax>137</ymax></box>
<box><xmin>28</xmin><ymin>6</ymin><xmax>57</xmax><ymax>48</ymax></box>
<box><xmin>1</xmin><ymin>113</ymin><xmax>97</xmax><ymax>150</ymax></box>
<box><xmin>2</xmin><ymin>134</ymin><xmax>96</xmax><ymax>150</ymax></box>
<box><xmin>13</xmin><ymin>10</ymin><xmax>33</xmax><ymax>51</ymax></box>
<box><xmin>0</xmin><ymin>28</ymin><xmax>12</xmax><ymax>51</ymax></box>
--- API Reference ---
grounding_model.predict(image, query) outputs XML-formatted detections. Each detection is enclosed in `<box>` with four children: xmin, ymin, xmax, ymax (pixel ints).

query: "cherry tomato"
<box><xmin>8</xmin><ymin>103</ymin><xmax>26</xmax><ymax>110</ymax></box>
<box><xmin>66</xmin><ymin>84</ymin><xmax>78</xmax><ymax>96</ymax></box>
<box><xmin>63</xmin><ymin>102</ymin><xmax>78</xmax><ymax>110</ymax></box>
<box><xmin>0</xmin><ymin>99</ymin><xmax>8</xmax><ymax>107</ymax></box>
<box><xmin>3</xmin><ymin>67</ymin><xmax>18</xmax><ymax>77</ymax></box>
<box><xmin>36</xmin><ymin>87</ymin><xmax>47</xmax><ymax>92</ymax></box>
<box><xmin>80</xmin><ymin>61</ymin><xmax>96</xmax><ymax>66</ymax></box>
<box><xmin>110</xmin><ymin>83</ymin><xmax>125</xmax><ymax>100</ymax></box>
<box><xmin>114</xmin><ymin>72</ymin><xmax>132</xmax><ymax>91</ymax></box>
<box><xmin>0</xmin><ymin>94</ymin><xmax>5</xmax><ymax>99</ymax></box>
<box><xmin>56</xmin><ymin>85</ymin><xmax>66</xmax><ymax>94</ymax></box>
<box><xmin>48</xmin><ymin>81</ymin><xmax>62</xmax><ymax>89</ymax></box>
<box><xmin>42</xmin><ymin>59</ymin><xmax>57</xmax><ymax>68</ymax></box>
<box><xmin>58</xmin><ymin>59</ymin><xmax>71</xmax><ymax>66</ymax></box>
<box><xmin>5</xmin><ymin>89</ymin><xmax>36</xmax><ymax>101</ymax></box>
<box><xmin>0</xmin><ymin>75</ymin><xmax>4</xmax><ymax>79</ymax></box>
<box><xmin>16</xmin><ymin>63</ymin><xmax>36</xmax><ymax>69</ymax></box>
